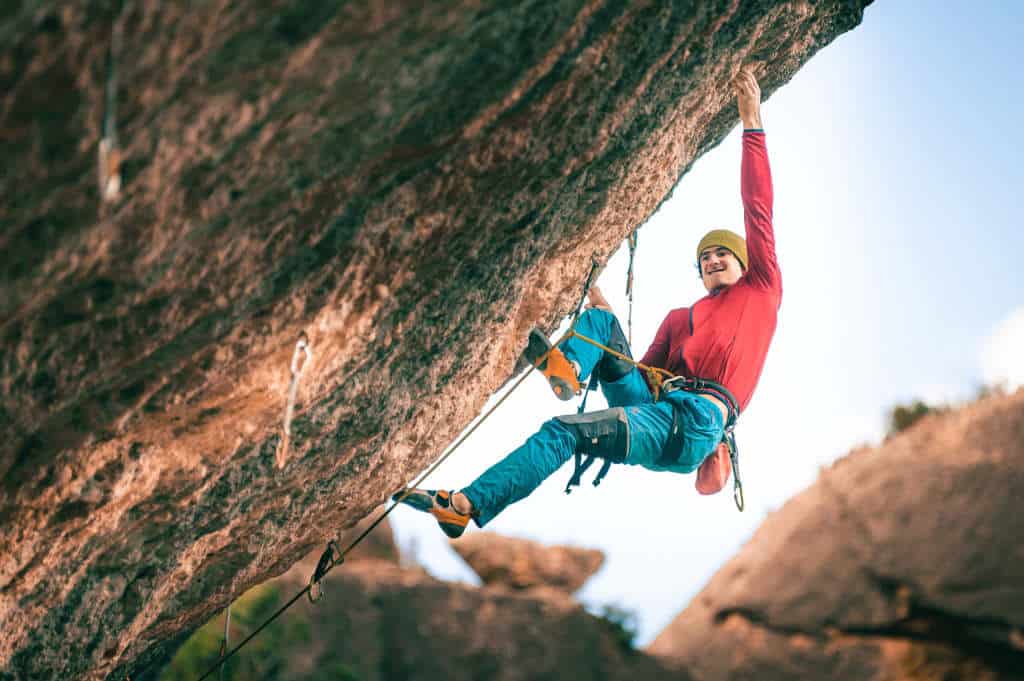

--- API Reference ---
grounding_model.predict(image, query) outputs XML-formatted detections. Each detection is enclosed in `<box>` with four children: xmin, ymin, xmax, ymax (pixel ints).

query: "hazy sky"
<box><xmin>391</xmin><ymin>2</ymin><xmax>1024</xmax><ymax>645</ymax></box>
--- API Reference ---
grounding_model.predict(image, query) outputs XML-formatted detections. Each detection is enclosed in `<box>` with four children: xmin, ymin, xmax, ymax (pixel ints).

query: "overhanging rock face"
<box><xmin>1</xmin><ymin>1</ymin><xmax>870</xmax><ymax>678</ymax></box>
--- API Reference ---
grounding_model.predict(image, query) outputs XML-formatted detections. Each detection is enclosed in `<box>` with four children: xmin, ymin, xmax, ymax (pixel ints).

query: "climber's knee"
<box><xmin>596</xmin><ymin>318</ymin><xmax>634</xmax><ymax>383</ymax></box>
<box><xmin>554</xmin><ymin>408</ymin><xmax>629</xmax><ymax>463</ymax></box>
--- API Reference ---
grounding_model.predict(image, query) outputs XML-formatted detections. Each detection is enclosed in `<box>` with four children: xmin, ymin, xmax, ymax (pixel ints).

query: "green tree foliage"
<box><xmin>886</xmin><ymin>400</ymin><xmax>935</xmax><ymax>437</ymax></box>
<box><xmin>885</xmin><ymin>383</ymin><xmax>1007</xmax><ymax>438</ymax></box>
<box><xmin>159</xmin><ymin>582</ymin><xmax>334</xmax><ymax>681</ymax></box>
<box><xmin>594</xmin><ymin>603</ymin><xmax>639</xmax><ymax>651</ymax></box>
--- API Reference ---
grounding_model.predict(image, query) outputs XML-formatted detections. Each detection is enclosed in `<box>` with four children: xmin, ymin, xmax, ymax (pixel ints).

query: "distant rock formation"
<box><xmin>0</xmin><ymin>1</ymin><xmax>871</xmax><ymax>678</ymax></box>
<box><xmin>648</xmin><ymin>389</ymin><xmax>1024</xmax><ymax>680</ymax></box>
<box><xmin>160</xmin><ymin>545</ymin><xmax>688</xmax><ymax>681</ymax></box>
<box><xmin>451</xmin><ymin>532</ymin><xmax>604</xmax><ymax>594</ymax></box>
<box><xmin>340</xmin><ymin>506</ymin><xmax>401</xmax><ymax>564</ymax></box>
<box><xmin>301</xmin><ymin>561</ymin><xmax>682</xmax><ymax>681</ymax></box>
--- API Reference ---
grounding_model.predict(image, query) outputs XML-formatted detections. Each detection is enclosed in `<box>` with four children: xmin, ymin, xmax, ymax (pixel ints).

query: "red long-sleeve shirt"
<box><xmin>639</xmin><ymin>131</ymin><xmax>780</xmax><ymax>412</ymax></box>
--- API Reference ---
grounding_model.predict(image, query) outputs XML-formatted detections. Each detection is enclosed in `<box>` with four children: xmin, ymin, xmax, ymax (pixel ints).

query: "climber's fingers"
<box><xmin>732</xmin><ymin>67</ymin><xmax>760</xmax><ymax>100</ymax></box>
<box><xmin>586</xmin><ymin>285</ymin><xmax>612</xmax><ymax>312</ymax></box>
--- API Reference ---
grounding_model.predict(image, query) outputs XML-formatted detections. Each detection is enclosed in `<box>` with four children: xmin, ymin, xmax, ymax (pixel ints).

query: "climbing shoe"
<box><xmin>392</xmin><ymin>488</ymin><xmax>471</xmax><ymax>539</ymax></box>
<box><xmin>523</xmin><ymin>329</ymin><xmax>580</xmax><ymax>401</ymax></box>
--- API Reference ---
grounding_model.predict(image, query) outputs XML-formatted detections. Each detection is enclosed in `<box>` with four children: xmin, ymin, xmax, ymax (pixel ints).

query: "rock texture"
<box><xmin>451</xmin><ymin>532</ymin><xmax>605</xmax><ymax>594</ymax></box>
<box><xmin>648</xmin><ymin>389</ymin><xmax>1024</xmax><ymax>681</ymax></box>
<box><xmin>0</xmin><ymin>1</ymin><xmax>871</xmax><ymax>679</ymax></box>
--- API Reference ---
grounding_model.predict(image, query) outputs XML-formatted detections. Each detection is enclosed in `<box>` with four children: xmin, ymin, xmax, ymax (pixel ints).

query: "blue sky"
<box><xmin>391</xmin><ymin>1</ymin><xmax>1024</xmax><ymax>646</ymax></box>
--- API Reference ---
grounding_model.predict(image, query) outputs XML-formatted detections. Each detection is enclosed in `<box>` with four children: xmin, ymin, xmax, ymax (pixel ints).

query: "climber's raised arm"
<box><xmin>733</xmin><ymin>68</ymin><xmax>779</xmax><ymax>290</ymax></box>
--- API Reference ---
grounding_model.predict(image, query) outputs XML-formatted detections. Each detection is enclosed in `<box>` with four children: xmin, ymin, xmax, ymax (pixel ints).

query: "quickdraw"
<box><xmin>183</xmin><ymin>255</ymin><xmax>606</xmax><ymax>681</ymax></box>
<box><xmin>176</xmin><ymin>234</ymin><xmax>749</xmax><ymax>681</ymax></box>
<box><xmin>727</xmin><ymin>430</ymin><xmax>744</xmax><ymax>511</ymax></box>
<box><xmin>625</xmin><ymin>231</ymin><xmax>637</xmax><ymax>346</ymax></box>
<box><xmin>308</xmin><ymin>540</ymin><xmax>342</xmax><ymax>603</ymax></box>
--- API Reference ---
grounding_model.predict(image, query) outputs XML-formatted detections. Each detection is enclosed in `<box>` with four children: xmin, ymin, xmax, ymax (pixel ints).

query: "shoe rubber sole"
<box><xmin>393</xmin><ymin>489</ymin><xmax>469</xmax><ymax>538</ymax></box>
<box><xmin>524</xmin><ymin>330</ymin><xmax>576</xmax><ymax>401</ymax></box>
<box><xmin>523</xmin><ymin>329</ymin><xmax>553</xmax><ymax>369</ymax></box>
<box><xmin>437</xmin><ymin>520</ymin><xmax>467</xmax><ymax>539</ymax></box>
<box><xmin>393</xmin><ymin>489</ymin><xmax>434</xmax><ymax>512</ymax></box>
<box><xmin>549</xmin><ymin>377</ymin><xmax>575</xmax><ymax>401</ymax></box>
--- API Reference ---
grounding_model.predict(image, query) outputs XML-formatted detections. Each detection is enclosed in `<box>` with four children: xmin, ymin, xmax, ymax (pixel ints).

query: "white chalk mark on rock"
<box><xmin>276</xmin><ymin>333</ymin><xmax>312</xmax><ymax>469</ymax></box>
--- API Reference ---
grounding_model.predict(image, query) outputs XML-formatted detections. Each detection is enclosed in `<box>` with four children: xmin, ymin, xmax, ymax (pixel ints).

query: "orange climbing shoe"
<box><xmin>392</xmin><ymin>488</ymin><xmax>471</xmax><ymax>539</ymax></box>
<box><xmin>523</xmin><ymin>329</ymin><xmax>581</xmax><ymax>401</ymax></box>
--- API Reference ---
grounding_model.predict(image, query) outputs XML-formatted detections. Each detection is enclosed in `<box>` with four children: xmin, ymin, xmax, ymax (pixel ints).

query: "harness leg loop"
<box><xmin>556</xmin><ymin>407</ymin><xmax>629</xmax><ymax>493</ymax></box>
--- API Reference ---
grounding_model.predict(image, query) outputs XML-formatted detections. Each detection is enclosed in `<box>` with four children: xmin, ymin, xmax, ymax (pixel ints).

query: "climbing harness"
<box><xmin>559</xmin><ymin>326</ymin><xmax>668</xmax><ymax>494</ymax></box>
<box><xmin>660</xmin><ymin>375</ymin><xmax>744</xmax><ymax>511</ymax></box>
<box><xmin>154</xmin><ymin>252</ymin><xmax>745</xmax><ymax>681</ymax></box>
<box><xmin>275</xmin><ymin>333</ymin><xmax>312</xmax><ymax>468</ymax></box>
<box><xmin>557</xmin><ymin>332</ymin><xmax>745</xmax><ymax>511</ymax></box>
<box><xmin>186</xmin><ymin>259</ymin><xmax>602</xmax><ymax>681</ymax></box>
<box><xmin>154</xmin><ymin>225</ymin><xmax>748</xmax><ymax>681</ymax></box>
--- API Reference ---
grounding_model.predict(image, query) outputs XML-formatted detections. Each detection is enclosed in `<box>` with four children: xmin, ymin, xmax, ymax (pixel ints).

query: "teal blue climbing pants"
<box><xmin>462</xmin><ymin>309</ymin><xmax>724</xmax><ymax>527</ymax></box>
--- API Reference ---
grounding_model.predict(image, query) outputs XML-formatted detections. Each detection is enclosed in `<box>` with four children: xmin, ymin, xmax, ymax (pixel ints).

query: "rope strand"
<box><xmin>191</xmin><ymin>341</ymin><xmax>563</xmax><ymax>681</ymax></box>
<box><xmin>188</xmin><ymin>258</ymin><xmax>603</xmax><ymax>681</ymax></box>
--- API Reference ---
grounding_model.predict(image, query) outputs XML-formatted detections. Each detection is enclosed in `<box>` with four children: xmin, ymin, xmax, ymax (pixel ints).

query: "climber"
<box><xmin>396</xmin><ymin>67</ymin><xmax>781</xmax><ymax>538</ymax></box>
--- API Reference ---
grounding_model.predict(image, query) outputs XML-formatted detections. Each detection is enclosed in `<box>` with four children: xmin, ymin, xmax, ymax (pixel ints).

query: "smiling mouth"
<box><xmin>705</xmin><ymin>267</ymin><xmax>725</xmax><ymax>275</ymax></box>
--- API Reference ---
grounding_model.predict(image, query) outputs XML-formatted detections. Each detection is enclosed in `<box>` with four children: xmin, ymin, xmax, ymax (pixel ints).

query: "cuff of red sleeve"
<box><xmin>743</xmin><ymin>128</ymin><xmax>764</xmax><ymax>133</ymax></box>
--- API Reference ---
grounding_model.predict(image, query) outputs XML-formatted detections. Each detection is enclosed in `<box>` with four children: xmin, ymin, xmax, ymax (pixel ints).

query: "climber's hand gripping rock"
<box><xmin>733</xmin><ymin>67</ymin><xmax>762</xmax><ymax>130</ymax></box>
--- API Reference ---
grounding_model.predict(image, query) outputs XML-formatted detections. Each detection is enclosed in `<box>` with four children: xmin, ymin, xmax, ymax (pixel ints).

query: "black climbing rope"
<box><xmin>186</xmin><ymin>257</ymin><xmax>606</xmax><ymax>681</ymax></box>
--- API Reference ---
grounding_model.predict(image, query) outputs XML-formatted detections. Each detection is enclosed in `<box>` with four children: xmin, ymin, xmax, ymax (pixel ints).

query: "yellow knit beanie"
<box><xmin>696</xmin><ymin>229</ymin><xmax>747</xmax><ymax>270</ymax></box>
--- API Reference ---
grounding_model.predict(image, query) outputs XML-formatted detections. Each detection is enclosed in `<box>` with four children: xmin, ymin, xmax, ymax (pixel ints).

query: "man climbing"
<box><xmin>396</xmin><ymin>67</ymin><xmax>780</xmax><ymax>538</ymax></box>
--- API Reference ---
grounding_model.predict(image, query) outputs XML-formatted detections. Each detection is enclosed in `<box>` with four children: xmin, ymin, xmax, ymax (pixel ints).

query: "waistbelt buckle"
<box><xmin>660</xmin><ymin>376</ymin><xmax>690</xmax><ymax>395</ymax></box>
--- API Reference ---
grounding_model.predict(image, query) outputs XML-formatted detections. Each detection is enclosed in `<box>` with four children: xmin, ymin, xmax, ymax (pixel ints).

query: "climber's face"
<box><xmin>699</xmin><ymin>246</ymin><xmax>743</xmax><ymax>292</ymax></box>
